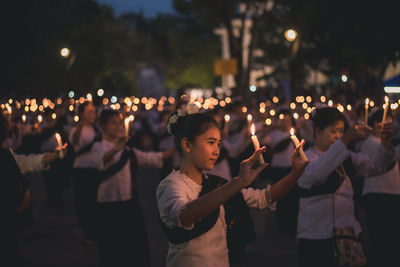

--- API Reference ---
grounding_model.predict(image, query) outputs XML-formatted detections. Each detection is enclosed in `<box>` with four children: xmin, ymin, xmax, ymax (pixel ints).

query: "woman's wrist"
<box><xmin>233</xmin><ymin>176</ymin><xmax>248</xmax><ymax>188</ymax></box>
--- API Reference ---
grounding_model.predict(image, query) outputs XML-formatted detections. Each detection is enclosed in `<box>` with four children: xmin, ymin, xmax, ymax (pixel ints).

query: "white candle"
<box><xmin>55</xmin><ymin>133</ymin><xmax>63</xmax><ymax>158</ymax></box>
<box><xmin>365</xmin><ymin>98</ymin><xmax>369</xmax><ymax>125</ymax></box>
<box><xmin>250</xmin><ymin>123</ymin><xmax>265</xmax><ymax>164</ymax></box>
<box><xmin>290</xmin><ymin>128</ymin><xmax>308</xmax><ymax>162</ymax></box>
<box><xmin>7</xmin><ymin>106</ymin><xmax>12</xmax><ymax>124</ymax></box>
<box><xmin>382</xmin><ymin>96</ymin><xmax>389</xmax><ymax>123</ymax></box>
<box><xmin>124</xmin><ymin>117</ymin><xmax>131</xmax><ymax>136</ymax></box>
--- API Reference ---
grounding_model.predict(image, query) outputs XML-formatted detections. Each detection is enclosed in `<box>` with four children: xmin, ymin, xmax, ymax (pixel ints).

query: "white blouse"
<box><xmin>157</xmin><ymin>170</ymin><xmax>275</xmax><ymax>267</ymax></box>
<box><xmin>91</xmin><ymin>139</ymin><xmax>163</xmax><ymax>203</ymax></box>
<box><xmin>12</xmin><ymin>150</ymin><xmax>48</xmax><ymax>174</ymax></box>
<box><xmin>297</xmin><ymin>139</ymin><xmax>394</xmax><ymax>239</ymax></box>
<box><xmin>68</xmin><ymin>125</ymin><xmax>96</xmax><ymax>168</ymax></box>
<box><xmin>361</xmin><ymin>135</ymin><xmax>400</xmax><ymax>196</ymax></box>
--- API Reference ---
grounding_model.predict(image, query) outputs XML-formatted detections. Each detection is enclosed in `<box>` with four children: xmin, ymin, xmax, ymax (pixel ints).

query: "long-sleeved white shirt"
<box><xmin>157</xmin><ymin>170</ymin><xmax>275</xmax><ymax>267</ymax></box>
<box><xmin>68</xmin><ymin>125</ymin><xmax>96</xmax><ymax>168</ymax></box>
<box><xmin>297</xmin><ymin>139</ymin><xmax>394</xmax><ymax>239</ymax></box>
<box><xmin>91</xmin><ymin>139</ymin><xmax>163</xmax><ymax>203</ymax></box>
<box><xmin>11</xmin><ymin>151</ymin><xmax>48</xmax><ymax>174</ymax></box>
<box><xmin>361</xmin><ymin>135</ymin><xmax>400</xmax><ymax>196</ymax></box>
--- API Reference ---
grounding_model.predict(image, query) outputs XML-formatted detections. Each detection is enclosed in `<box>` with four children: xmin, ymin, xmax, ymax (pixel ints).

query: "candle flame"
<box><xmin>224</xmin><ymin>114</ymin><xmax>230</xmax><ymax>122</ymax></box>
<box><xmin>247</xmin><ymin>114</ymin><xmax>252</xmax><ymax>122</ymax></box>
<box><xmin>385</xmin><ymin>96</ymin><xmax>389</xmax><ymax>103</ymax></box>
<box><xmin>365</xmin><ymin>98</ymin><xmax>369</xmax><ymax>106</ymax></box>
<box><xmin>55</xmin><ymin>133</ymin><xmax>60</xmax><ymax>139</ymax></box>
<box><xmin>38</xmin><ymin>115</ymin><xmax>42</xmax><ymax>122</ymax></box>
<box><xmin>7</xmin><ymin>106</ymin><xmax>11</xmax><ymax>113</ymax></box>
<box><xmin>290</xmin><ymin>127</ymin><xmax>295</xmax><ymax>136</ymax></box>
<box><xmin>251</xmin><ymin>123</ymin><xmax>256</xmax><ymax>136</ymax></box>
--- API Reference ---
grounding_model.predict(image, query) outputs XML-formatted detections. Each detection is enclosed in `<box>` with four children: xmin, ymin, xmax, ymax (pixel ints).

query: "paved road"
<box><xmin>18</xmin><ymin>168</ymin><xmax>299</xmax><ymax>267</ymax></box>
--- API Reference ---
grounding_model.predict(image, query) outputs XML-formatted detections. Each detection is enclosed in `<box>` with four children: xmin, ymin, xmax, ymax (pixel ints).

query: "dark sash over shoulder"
<box><xmin>160</xmin><ymin>174</ymin><xmax>256</xmax><ymax>249</ymax></box>
<box><xmin>73</xmin><ymin>147</ymin><xmax>136</xmax><ymax>187</ymax></box>
<box><xmin>73</xmin><ymin>126</ymin><xmax>102</xmax><ymax>157</ymax></box>
<box><xmin>298</xmin><ymin>156</ymin><xmax>354</xmax><ymax>198</ymax></box>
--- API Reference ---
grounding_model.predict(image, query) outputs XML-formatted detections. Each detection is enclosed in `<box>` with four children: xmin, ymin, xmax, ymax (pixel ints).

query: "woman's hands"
<box><xmin>341</xmin><ymin>124</ymin><xmax>372</xmax><ymax>146</ymax></box>
<box><xmin>290</xmin><ymin>140</ymin><xmax>309</xmax><ymax>178</ymax></box>
<box><xmin>112</xmin><ymin>136</ymin><xmax>129</xmax><ymax>152</ymax></box>
<box><xmin>379</xmin><ymin>122</ymin><xmax>394</xmax><ymax>150</ymax></box>
<box><xmin>238</xmin><ymin>146</ymin><xmax>269</xmax><ymax>186</ymax></box>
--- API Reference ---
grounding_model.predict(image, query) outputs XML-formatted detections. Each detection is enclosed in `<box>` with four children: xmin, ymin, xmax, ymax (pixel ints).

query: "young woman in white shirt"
<box><xmin>360</xmin><ymin>109</ymin><xmax>400</xmax><ymax>267</ymax></box>
<box><xmin>157</xmin><ymin>104</ymin><xmax>309</xmax><ymax>267</ymax></box>
<box><xmin>296</xmin><ymin>107</ymin><xmax>395</xmax><ymax>267</ymax></box>
<box><xmin>68</xmin><ymin>101</ymin><xmax>100</xmax><ymax>245</ymax></box>
<box><xmin>91</xmin><ymin>109</ymin><xmax>172</xmax><ymax>267</ymax></box>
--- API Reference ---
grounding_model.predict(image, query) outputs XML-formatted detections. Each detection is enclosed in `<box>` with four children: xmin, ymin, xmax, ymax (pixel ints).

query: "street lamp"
<box><xmin>60</xmin><ymin>48</ymin><xmax>70</xmax><ymax>58</ymax></box>
<box><xmin>59</xmin><ymin>47</ymin><xmax>76</xmax><ymax>90</ymax></box>
<box><xmin>284</xmin><ymin>29</ymin><xmax>298</xmax><ymax>42</ymax></box>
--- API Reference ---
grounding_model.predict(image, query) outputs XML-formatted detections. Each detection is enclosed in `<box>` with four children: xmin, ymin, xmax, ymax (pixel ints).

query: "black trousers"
<box><xmin>363</xmin><ymin>193</ymin><xmax>400</xmax><ymax>267</ymax></box>
<box><xmin>73</xmin><ymin>172</ymin><xmax>100</xmax><ymax>242</ymax></box>
<box><xmin>298</xmin><ymin>238</ymin><xmax>336</xmax><ymax>267</ymax></box>
<box><xmin>98</xmin><ymin>195</ymin><xmax>150</xmax><ymax>267</ymax></box>
<box><xmin>270</xmin><ymin>167</ymin><xmax>298</xmax><ymax>235</ymax></box>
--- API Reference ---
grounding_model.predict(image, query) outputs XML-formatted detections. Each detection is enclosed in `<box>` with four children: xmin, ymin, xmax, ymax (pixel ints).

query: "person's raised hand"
<box><xmin>113</xmin><ymin>136</ymin><xmax>129</xmax><ymax>152</ymax></box>
<box><xmin>291</xmin><ymin>139</ymin><xmax>309</xmax><ymax>178</ymax></box>
<box><xmin>378</xmin><ymin>121</ymin><xmax>395</xmax><ymax>149</ymax></box>
<box><xmin>238</xmin><ymin>146</ymin><xmax>269</xmax><ymax>186</ymax></box>
<box><xmin>342</xmin><ymin>124</ymin><xmax>372</xmax><ymax>146</ymax></box>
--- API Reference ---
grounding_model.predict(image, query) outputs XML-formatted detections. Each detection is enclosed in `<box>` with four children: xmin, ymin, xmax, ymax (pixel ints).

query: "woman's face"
<box><xmin>101</xmin><ymin>115</ymin><xmax>123</xmax><ymax>139</ymax></box>
<box><xmin>187</xmin><ymin>126</ymin><xmax>221</xmax><ymax>170</ymax></box>
<box><xmin>82</xmin><ymin>103</ymin><xmax>96</xmax><ymax>124</ymax></box>
<box><xmin>315</xmin><ymin>120</ymin><xmax>345</xmax><ymax>151</ymax></box>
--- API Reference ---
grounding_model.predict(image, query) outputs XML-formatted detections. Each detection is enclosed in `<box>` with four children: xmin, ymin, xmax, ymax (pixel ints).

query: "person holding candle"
<box><xmin>89</xmin><ymin>109</ymin><xmax>174</xmax><ymax>267</ymax></box>
<box><xmin>296</xmin><ymin>107</ymin><xmax>395</xmax><ymax>267</ymax></box>
<box><xmin>0</xmin><ymin>112</ymin><xmax>65</xmax><ymax>266</ymax></box>
<box><xmin>359</xmin><ymin>109</ymin><xmax>400</xmax><ymax>267</ymax></box>
<box><xmin>39</xmin><ymin>107</ymin><xmax>70</xmax><ymax>207</ymax></box>
<box><xmin>261</xmin><ymin>108</ymin><xmax>301</xmax><ymax>235</ymax></box>
<box><xmin>157</xmin><ymin>104</ymin><xmax>309</xmax><ymax>267</ymax></box>
<box><xmin>68</xmin><ymin>101</ymin><xmax>101</xmax><ymax>245</ymax></box>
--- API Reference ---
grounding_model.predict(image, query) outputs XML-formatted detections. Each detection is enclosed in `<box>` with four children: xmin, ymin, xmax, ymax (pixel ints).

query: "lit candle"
<box><xmin>37</xmin><ymin>115</ymin><xmax>43</xmax><ymax>124</ymax></box>
<box><xmin>365</xmin><ymin>98</ymin><xmax>369</xmax><ymax>125</ymax></box>
<box><xmin>382</xmin><ymin>96</ymin><xmax>389</xmax><ymax>123</ymax></box>
<box><xmin>250</xmin><ymin>123</ymin><xmax>265</xmax><ymax>164</ymax></box>
<box><xmin>247</xmin><ymin>114</ymin><xmax>252</xmax><ymax>124</ymax></box>
<box><xmin>224</xmin><ymin>114</ymin><xmax>230</xmax><ymax>130</ymax></box>
<box><xmin>22</xmin><ymin>114</ymin><xmax>26</xmax><ymax>123</ymax></box>
<box><xmin>124</xmin><ymin>117</ymin><xmax>131</xmax><ymax>136</ymax></box>
<box><xmin>55</xmin><ymin>133</ymin><xmax>63</xmax><ymax>158</ymax></box>
<box><xmin>290</xmin><ymin>128</ymin><xmax>308</xmax><ymax>162</ymax></box>
<box><xmin>7</xmin><ymin>106</ymin><xmax>12</xmax><ymax>124</ymax></box>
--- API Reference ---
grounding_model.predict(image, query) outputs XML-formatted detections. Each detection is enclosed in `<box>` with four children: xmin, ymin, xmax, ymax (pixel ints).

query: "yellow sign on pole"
<box><xmin>214</xmin><ymin>59</ymin><xmax>238</xmax><ymax>76</ymax></box>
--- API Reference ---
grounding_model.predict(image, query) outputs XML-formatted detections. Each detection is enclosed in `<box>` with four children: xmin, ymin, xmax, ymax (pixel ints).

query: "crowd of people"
<box><xmin>3</xmin><ymin>93</ymin><xmax>400</xmax><ymax>267</ymax></box>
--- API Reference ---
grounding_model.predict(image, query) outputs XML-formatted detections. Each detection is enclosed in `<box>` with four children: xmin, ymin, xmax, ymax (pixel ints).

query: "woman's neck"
<box><xmin>313</xmin><ymin>141</ymin><xmax>327</xmax><ymax>153</ymax></box>
<box><xmin>179</xmin><ymin>158</ymin><xmax>203</xmax><ymax>185</ymax></box>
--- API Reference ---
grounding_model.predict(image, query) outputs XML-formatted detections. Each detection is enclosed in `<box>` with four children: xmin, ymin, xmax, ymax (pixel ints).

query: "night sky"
<box><xmin>96</xmin><ymin>0</ymin><xmax>175</xmax><ymax>17</ymax></box>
